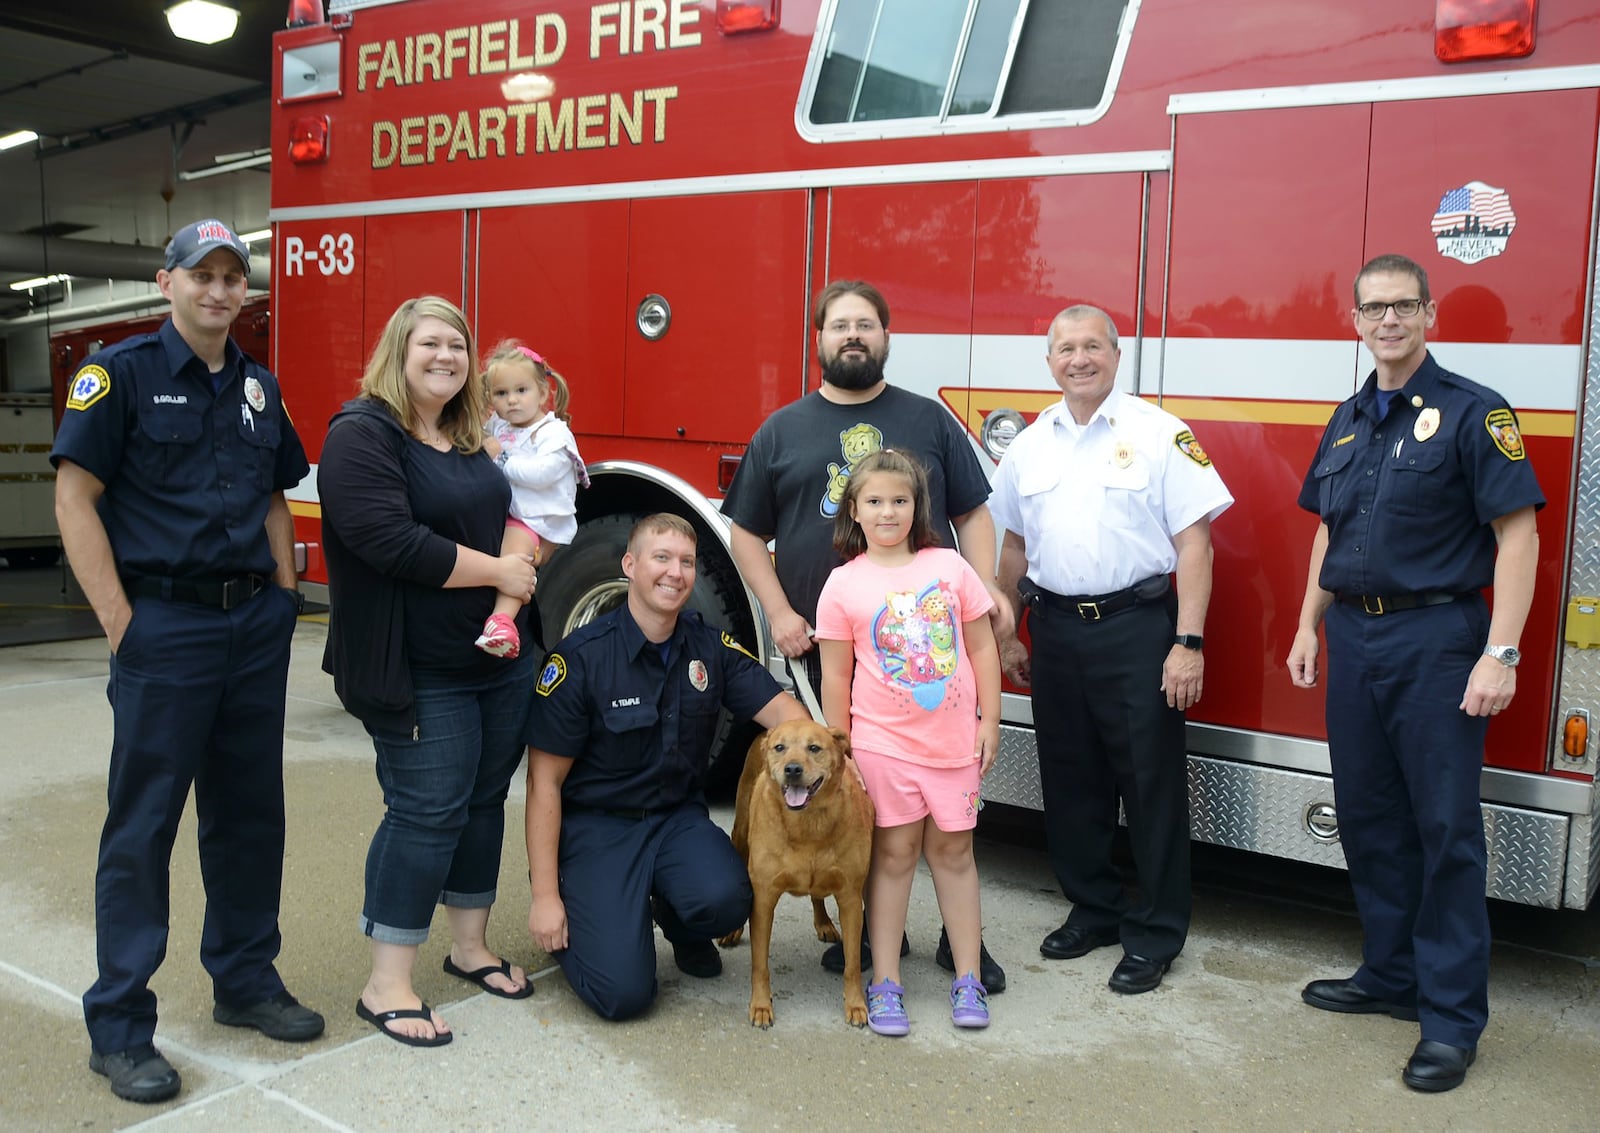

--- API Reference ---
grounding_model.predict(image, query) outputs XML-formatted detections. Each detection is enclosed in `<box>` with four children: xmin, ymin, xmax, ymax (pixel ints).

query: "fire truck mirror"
<box><xmin>637</xmin><ymin>294</ymin><xmax>672</xmax><ymax>340</ymax></box>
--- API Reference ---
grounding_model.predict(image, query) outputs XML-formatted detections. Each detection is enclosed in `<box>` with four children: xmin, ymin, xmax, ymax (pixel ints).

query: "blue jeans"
<box><xmin>360</xmin><ymin>654</ymin><xmax>534</xmax><ymax>944</ymax></box>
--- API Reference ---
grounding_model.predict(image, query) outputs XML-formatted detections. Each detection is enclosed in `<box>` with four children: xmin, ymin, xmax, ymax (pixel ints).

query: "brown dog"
<box><xmin>718</xmin><ymin>718</ymin><xmax>875</xmax><ymax>1027</ymax></box>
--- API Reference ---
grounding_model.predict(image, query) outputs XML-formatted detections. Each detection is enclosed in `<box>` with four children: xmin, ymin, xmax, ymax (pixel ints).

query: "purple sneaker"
<box><xmin>867</xmin><ymin>979</ymin><xmax>909</xmax><ymax>1036</ymax></box>
<box><xmin>951</xmin><ymin>973</ymin><xmax>989</xmax><ymax>1028</ymax></box>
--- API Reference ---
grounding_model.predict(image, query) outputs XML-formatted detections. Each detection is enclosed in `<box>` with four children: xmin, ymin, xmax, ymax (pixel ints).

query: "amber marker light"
<box><xmin>1563</xmin><ymin>712</ymin><xmax>1589</xmax><ymax>760</ymax></box>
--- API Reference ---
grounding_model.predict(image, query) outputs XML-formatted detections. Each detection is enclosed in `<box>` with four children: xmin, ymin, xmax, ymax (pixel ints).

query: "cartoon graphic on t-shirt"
<box><xmin>872</xmin><ymin>580</ymin><xmax>960</xmax><ymax>710</ymax></box>
<box><xmin>821</xmin><ymin>422</ymin><xmax>884</xmax><ymax>517</ymax></box>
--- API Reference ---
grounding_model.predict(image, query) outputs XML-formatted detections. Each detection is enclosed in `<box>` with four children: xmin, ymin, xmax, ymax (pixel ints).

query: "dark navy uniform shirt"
<box><xmin>50</xmin><ymin>319</ymin><xmax>310</xmax><ymax>580</ymax></box>
<box><xmin>1297</xmin><ymin>352</ymin><xmax>1544</xmax><ymax>596</ymax></box>
<box><xmin>526</xmin><ymin>605</ymin><xmax>782</xmax><ymax>811</ymax></box>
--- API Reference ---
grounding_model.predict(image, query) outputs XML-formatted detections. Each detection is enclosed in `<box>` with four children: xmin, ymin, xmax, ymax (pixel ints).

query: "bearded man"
<box><xmin>722</xmin><ymin>279</ymin><xmax>1010</xmax><ymax>989</ymax></box>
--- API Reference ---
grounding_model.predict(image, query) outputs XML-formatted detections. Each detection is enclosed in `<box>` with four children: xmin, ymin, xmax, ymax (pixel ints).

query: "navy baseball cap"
<box><xmin>163</xmin><ymin>219</ymin><xmax>251</xmax><ymax>273</ymax></box>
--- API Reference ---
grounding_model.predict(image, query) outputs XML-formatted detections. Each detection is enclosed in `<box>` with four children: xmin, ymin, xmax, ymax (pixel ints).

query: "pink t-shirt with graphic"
<box><xmin>814</xmin><ymin>546</ymin><xmax>994</xmax><ymax>767</ymax></box>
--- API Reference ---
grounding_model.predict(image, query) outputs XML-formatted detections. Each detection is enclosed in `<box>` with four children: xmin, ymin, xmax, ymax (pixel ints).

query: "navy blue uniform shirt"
<box><xmin>1298</xmin><ymin>352</ymin><xmax>1543</xmax><ymax>595</ymax></box>
<box><xmin>50</xmin><ymin>319</ymin><xmax>310</xmax><ymax>579</ymax></box>
<box><xmin>526</xmin><ymin>605</ymin><xmax>782</xmax><ymax>811</ymax></box>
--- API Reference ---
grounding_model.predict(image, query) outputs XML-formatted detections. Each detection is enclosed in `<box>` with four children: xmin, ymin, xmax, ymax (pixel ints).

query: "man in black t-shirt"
<box><xmin>722</xmin><ymin>279</ymin><xmax>1011</xmax><ymax>990</ymax></box>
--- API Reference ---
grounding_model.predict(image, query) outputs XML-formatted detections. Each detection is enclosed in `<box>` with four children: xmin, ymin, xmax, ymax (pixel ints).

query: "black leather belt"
<box><xmin>1025</xmin><ymin>574</ymin><xmax>1171</xmax><ymax>622</ymax></box>
<box><xmin>1335</xmin><ymin>591</ymin><xmax>1463</xmax><ymax>616</ymax></box>
<box><xmin>124</xmin><ymin>573</ymin><xmax>269</xmax><ymax>611</ymax></box>
<box><xmin>564</xmin><ymin>803</ymin><xmax>667</xmax><ymax>821</ymax></box>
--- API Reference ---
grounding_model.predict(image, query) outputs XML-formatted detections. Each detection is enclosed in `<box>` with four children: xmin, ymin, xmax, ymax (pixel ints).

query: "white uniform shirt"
<box><xmin>989</xmin><ymin>389</ymin><xmax>1233</xmax><ymax>595</ymax></box>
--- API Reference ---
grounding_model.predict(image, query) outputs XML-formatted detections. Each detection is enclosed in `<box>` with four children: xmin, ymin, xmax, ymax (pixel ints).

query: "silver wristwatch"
<box><xmin>1484</xmin><ymin>644</ymin><xmax>1521</xmax><ymax>667</ymax></box>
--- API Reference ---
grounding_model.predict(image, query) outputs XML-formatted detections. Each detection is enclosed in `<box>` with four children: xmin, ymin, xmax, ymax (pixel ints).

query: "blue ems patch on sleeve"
<box><xmin>66</xmin><ymin>365</ymin><xmax>111</xmax><ymax>411</ymax></box>
<box><xmin>537</xmin><ymin>654</ymin><xmax>567</xmax><ymax>696</ymax></box>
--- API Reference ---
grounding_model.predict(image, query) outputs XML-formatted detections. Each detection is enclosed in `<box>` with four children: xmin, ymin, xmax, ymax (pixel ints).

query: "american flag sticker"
<box><xmin>1431</xmin><ymin>181</ymin><xmax>1516</xmax><ymax>265</ymax></box>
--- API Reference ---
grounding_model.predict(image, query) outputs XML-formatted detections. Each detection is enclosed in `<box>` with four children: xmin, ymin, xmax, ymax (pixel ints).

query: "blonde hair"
<box><xmin>628</xmin><ymin>513</ymin><xmax>697</xmax><ymax>555</ymax></box>
<box><xmin>359</xmin><ymin>296</ymin><xmax>484</xmax><ymax>452</ymax></box>
<box><xmin>483</xmin><ymin>339</ymin><xmax>573</xmax><ymax>425</ymax></box>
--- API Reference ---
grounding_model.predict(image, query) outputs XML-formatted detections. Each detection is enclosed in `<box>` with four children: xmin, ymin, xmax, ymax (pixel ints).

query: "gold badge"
<box><xmin>1484</xmin><ymin>407</ymin><xmax>1526</xmax><ymax>460</ymax></box>
<box><xmin>1413</xmin><ymin>408</ymin><xmax>1440</xmax><ymax>442</ymax></box>
<box><xmin>536</xmin><ymin>654</ymin><xmax>567</xmax><ymax>697</ymax></box>
<box><xmin>66</xmin><ymin>365</ymin><xmax>111</xmax><ymax>411</ymax></box>
<box><xmin>1173</xmin><ymin>430</ymin><xmax>1212</xmax><ymax>468</ymax></box>
<box><xmin>1113</xmin><ymin>441</ymin><xmax>1134</xmax><ymax>469</ymax></box>
<box><xmin>721</xmin><ymin>632</ymin><xmax>758</xmax><ymax>661</ymax></box>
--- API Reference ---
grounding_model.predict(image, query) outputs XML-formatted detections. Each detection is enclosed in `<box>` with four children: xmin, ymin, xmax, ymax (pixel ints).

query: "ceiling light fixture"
<box><xmin>9</xmin><ymin>274</ymin><xmax>70</xmax><ymax>292</ymax></box>
<box><xmin>0</xmin><ymin>129</ymin><xmax>40</xmax><ymax>152</ymax></box>
<box><xmin>165</xmin><ymin>1</ymin><xmax>240</xmax><ymax>46</ymax></box>
<box><xmin>177</xmin><ymin>150</ymin><xmax>271</xmax><ymax>181</ymax></box>
<box><xmin>237</xmin><ymin>229</ymin><xmax>271</xmax><ymax>243</ymax></box>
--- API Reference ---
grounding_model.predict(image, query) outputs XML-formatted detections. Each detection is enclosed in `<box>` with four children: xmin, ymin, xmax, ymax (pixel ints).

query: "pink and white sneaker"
<box><xmin>475</xmin><ymin>613</ymin><xmax>521</xmax><ymax>658</ymax></box>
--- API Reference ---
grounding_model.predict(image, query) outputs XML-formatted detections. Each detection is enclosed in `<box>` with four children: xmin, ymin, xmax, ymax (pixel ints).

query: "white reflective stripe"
<box><xmin>1149</xmin><ymin>338</ymin><xmax>1359</xmax><ymax>403</ymax></box>
<box><xmin>285</xmin><ymin>463</ymin><xmax>318</xmax><ymax>504</ymax></box>
<box><xmin>887</xmin><ymin>333</ymin><xmax>1583</xmax><ymax>412</ymax></box>
<box><xmin>269</xmin><ymin>151</ymin><xmax>1171</xmax><ymax>223</ymax></box>
<box><xmin>1168</xmin><ymin>64</ymin><xmax>1600</xmax><ymax>116</ymax></box>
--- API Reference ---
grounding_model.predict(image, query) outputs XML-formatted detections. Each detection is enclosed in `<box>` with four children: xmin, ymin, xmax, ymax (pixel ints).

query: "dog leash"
<box><xmin>789</xmin><ymin>659</ymin><xmax>826</xmax><ymax>725</ymax></box>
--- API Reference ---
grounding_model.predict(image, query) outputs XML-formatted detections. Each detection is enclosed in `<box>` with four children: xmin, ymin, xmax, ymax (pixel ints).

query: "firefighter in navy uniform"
<box><xmin>524</xmin><ymin>514</ymin><xmax>808</xmax><ymax>1020</ymax></box>
<box><xmin>51</xmin><ymin>220</ymin><xmax>323</xmax><ymax>1105</ymax></box>
<box><xmin>1288</xmin><ymin>254</ymin><xmax>1543</xmax><ymax>1093</ymax></box>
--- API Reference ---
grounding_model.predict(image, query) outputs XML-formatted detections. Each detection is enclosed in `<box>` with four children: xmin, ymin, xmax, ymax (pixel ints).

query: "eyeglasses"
<box><xmin>1357</xmin><ymin>298</ymin><xmax>1424</xmax><ymax>320</ymax></box>
<box><xmin>824</xmin><ymin>319</ymin><xmax>882</xmax><ymax>335</ymax></box>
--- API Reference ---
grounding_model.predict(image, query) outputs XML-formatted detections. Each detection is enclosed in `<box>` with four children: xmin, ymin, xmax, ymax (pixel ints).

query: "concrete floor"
<box><xmin>1</xmin><ymin>609</ymin><xmax>1598</xmax><ymax>1131</ymax></box>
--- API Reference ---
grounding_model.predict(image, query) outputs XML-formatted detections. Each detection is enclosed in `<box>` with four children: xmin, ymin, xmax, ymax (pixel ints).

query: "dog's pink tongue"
<box><xmin>784</xmin><ymin>785</ymin><xmax>810</xmax><ymax>808</ymax></box>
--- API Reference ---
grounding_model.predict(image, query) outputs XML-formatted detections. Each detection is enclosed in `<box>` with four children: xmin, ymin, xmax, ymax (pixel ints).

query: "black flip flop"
<box><xmin>355</xmin><ymin>998</ymin><xmax>453</xmax><ymax>1047</ymax></box>
<box><xmin>443</xmin><ymin>956</ymin><xmax>536</xmax><ymax>1000</ymax></box>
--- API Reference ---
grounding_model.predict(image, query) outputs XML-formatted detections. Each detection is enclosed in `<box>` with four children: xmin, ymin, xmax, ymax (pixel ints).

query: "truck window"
<box><xmin>802</xmin><ymin>0</ymin><xmax>1131</xmax><ymax>136</ymax></box>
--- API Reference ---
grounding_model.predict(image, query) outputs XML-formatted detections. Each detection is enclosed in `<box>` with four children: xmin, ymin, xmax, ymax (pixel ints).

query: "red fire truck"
<box><xmin>266</xmin><ymin>0</ymin><xmax>1600</xmax><ymax>908</ymax></box>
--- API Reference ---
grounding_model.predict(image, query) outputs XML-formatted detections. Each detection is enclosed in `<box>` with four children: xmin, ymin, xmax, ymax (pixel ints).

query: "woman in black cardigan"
<box><xmin>321</xmin><ymin>296</ymin><xmax>539</xmax><ymax>1046</ymax></box>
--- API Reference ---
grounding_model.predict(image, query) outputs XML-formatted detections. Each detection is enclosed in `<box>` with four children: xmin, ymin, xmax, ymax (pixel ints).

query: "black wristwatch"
<box><xmin>290</xmin><ymin>589</ymin><xmax>307</xmax><ymax>615</ymax></box>
<box><xmin>1174</xmin><ymin>634</ymin><xmax>1204</xmax><ymax>650</ymax></box>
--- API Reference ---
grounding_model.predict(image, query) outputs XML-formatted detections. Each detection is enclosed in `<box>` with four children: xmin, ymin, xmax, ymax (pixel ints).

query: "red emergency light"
<box><xmin>288</xmin><ymin>115</ymin><xmax>330</xmax><ymax>163</ymax></box>
<box><xmin>1435</xmin><ymin>0</ymin><xmax>1537</xmax><ymax>62</ymax></box>
<box><xmin>717</xmin><ymin>0</ymin><xmax>779</xmax><ymax>34</ymax></box>
<box><xmin>286</xmin><ymin>0</ymin><xmax>325</xmax><ymax>27</ymax></box>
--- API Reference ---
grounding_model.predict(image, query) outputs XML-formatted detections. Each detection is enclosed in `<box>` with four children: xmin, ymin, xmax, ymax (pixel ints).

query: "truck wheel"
<box><xmin>534</xmin><ymin>513</ymin><xmax>759</xmax><ymax>798</ymax></box>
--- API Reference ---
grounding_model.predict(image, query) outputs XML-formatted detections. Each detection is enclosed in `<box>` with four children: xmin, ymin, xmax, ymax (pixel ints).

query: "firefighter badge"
<box><xmin>244</xmin><ymin>376</ymin><xmax>267</xmax><ymax>412</ymax></box>
<box><xmin>688</xmin><ymin>659</ymin><xmax>708</xmax><ymax>692</ymax></box>
<box><xmin>1112</xmin><ymin>440</ymin><xmax>1134</xmax><ymax>469</ymax></box>
<box><xmin>1413</xmin><ymin>407</ymin><xmax>1440</xmax><ymax>442</ymax></box>
<box><xmin>66</xmin><ymin>365</ymin><xmax>111</xmax><ymax>411</ymax></box>
<box><xmin>1174</xmin><ymin>430</ymin><xmax>1212</xmax><ymax>467</ymax></box>
<box><xmin>536</xmin><ymin>654</ymin><xmax>567</xmax><ymax>696</ymax></box>
<box><xmin>1484</xmin><ymin>408</ymin><xmax>1526</xmax><ymax>461</ymax></box>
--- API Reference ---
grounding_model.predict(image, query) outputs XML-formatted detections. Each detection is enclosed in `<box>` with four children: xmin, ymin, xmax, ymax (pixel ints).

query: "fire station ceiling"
<box><xmin>0</xmin><ymin>0</ymin><xmax>279</xmax><ymax>296</ymax></box>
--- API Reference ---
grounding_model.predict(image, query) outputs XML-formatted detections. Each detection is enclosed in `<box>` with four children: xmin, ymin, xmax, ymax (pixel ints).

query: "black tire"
<box><xmin>3</xmin><ymin>546</ymin><xmax>61</xmax><ymax>569</ymax></box>
<box><xmin>534</xmin><ymin>512</ymin><xmax>760</xmax><ymax>799</ymax></box>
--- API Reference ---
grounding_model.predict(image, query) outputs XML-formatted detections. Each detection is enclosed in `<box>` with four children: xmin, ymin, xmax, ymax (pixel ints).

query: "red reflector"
<box><xmin>1435</xmin><ymin>0</ymin><xmax>1537</xmax><ymax>62</ymax></box>
<box><xmin>288</xmin><ymin>115</ymin><xmax>330</xmax><ymax>163</ymax></box>
<box><xmin>717</xmin><ymin>0</ymin><xmax>780</xmax><ymax>34</ymax></box>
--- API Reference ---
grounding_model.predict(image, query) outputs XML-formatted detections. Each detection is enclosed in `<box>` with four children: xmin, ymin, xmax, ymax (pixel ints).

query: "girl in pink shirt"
<box><xmin>814</xmin><ymin>449</ymin><xmax>1001</xmax><ymax>1035</ymax></box>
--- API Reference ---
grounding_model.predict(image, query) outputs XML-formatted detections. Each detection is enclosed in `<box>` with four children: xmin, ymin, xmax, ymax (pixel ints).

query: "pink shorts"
<box><xmin>854</xmin><ymin>747</ymin><xmax>983</xmax><ymax>832</ymax></box>
<box><xmin>504</xmin><ymin>516</ymin><xmax>541</xmax><ymax>547</ymax></box>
